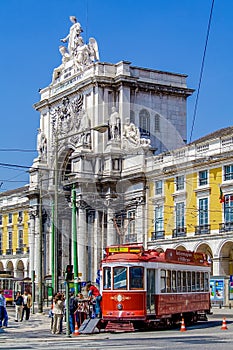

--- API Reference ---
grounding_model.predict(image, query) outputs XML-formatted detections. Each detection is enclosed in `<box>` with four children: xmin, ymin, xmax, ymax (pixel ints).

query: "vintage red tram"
<box><xmin>100</xmin><ymin>244</ymin><xmax>211</xmax><ymax>331</ymax></box>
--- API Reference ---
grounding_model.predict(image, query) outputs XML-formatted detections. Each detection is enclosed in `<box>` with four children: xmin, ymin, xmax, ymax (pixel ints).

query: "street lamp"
<box><xmin>52</xmin><ymin>124</ymin><xmax>109</xmax><ymax>294</ymax></box>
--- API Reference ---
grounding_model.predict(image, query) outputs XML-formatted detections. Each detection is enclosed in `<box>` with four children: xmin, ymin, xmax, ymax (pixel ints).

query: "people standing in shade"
<box><xmin>86</xmin><ymin>281</ymin><xmax>102</xmax><ymax>318</ymax></box>
<box><xmin>14</xmin><ymin>291</ymin><xmax>24</xmax><ymax>322</ymax></box>
<box><xmin>52</xmin><ymin>293</ymin><xmax>64</xmax><ymax>334</ymax></box>
<box><xmin>0</xmin><ymin>289</ymin><xmax>8</xmax><ymax>328</ymax></box>
<box><xmin>21</xmin><ymin>290</ymin><xmax>32</xmax><ymax>321</ymax></box>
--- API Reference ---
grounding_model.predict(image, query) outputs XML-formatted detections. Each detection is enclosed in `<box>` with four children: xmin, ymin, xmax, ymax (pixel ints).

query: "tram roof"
<box><xmin>103</xmin><ymin>245</ymin><xmax>210</xmax><ymax>266</ymax></box>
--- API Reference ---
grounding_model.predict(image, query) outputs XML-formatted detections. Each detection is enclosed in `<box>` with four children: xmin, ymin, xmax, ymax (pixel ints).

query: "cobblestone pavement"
<box><xmin>1</xmin><ymin>305</ymin><xmax>233</xmax><ymax>342</ymax></box>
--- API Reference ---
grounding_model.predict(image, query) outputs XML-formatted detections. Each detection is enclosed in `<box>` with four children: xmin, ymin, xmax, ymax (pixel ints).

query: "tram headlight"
<box><xmin>117</xmin><ymin>303</ymin><xmax>123</xmax><ymax>310</ymax></box>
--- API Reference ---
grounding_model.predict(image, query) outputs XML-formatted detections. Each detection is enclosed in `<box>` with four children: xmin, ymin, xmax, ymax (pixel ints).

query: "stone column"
<box><xmin>106</xmin><ymin>207</ymin><xmax>116</xmax><ymax>246</ymax></box>
<box><xmin>34</xmin><ymin>215</ymin><xmax>40</xmax><ymax>284</ymax></box>
<box><xmin>29</xmin><ymin>211</ymin><xmax>36</xmax><ymax>277</ymax></box>
<box><xmin>77</xmin><ymin>207</ymin><xmax>87</xmax><ymax>282</ymax></box>
<box><xmin>212</xmin><ymin>257</ymin><xmax>221</xmax><ymax>276</ymax></box>
<box><xmin>93</xmin><ymin>210</ymin><xmax>102</xmax><ymax>283</ymax></box>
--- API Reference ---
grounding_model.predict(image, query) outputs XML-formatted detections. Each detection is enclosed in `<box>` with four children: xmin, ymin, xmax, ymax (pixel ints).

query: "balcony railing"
<box><xmin>151</xmin><ymin>230</ymin><xmax>165</xmax><ymax>240</ymax></box>
<box><xmin>16</xmin><ymin>247</ymin><xmax>24</xmax><ymax>254</ymax></box>
<box><xmin>195</xmin><ymin>224</ymin><xmax>211</xmax><ymax>235</ymax></box>
<box><xmin>172</xmin><ymin>227</ymin><xmax>187</xmax><ymax>238</ymax></box>
<box><xmin>6</xmin><ymin>248</ymin><xmax>13</xmax><ymax>255</ymax></box>
<box><xmin>219</xmin><ymin>222</ymin><xmax>233</xmax><ymax>233</ymax></box>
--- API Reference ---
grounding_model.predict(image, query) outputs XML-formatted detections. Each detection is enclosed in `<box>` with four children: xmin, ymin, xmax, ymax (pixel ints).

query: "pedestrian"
<box><xmin>0</xmin><ymin>289</ymin><xmax>8</xmax><ymax>328</ymax></box>
<box><xmin>21</xmin><ymin>290</ymin><xmax>32</xmax><ymax>321</ymax></box>
<box><xmin>14</xmin><ymin>291</ymin><xmax>24</xmax><ymax>322</ymax></box>
<box><xmin>68</xmin><ymin>291</ymin><xmax>76</xmax><ymax>333</ymax></box>
<box><xmin>86</xmin><ymin>281</ymin><xmax>102</xmax><ymax>318</ymax></box>
<box><xmin>52</xmin><ymin>293</ymin><xmax>64</xmax><ymax>334</ymax></box>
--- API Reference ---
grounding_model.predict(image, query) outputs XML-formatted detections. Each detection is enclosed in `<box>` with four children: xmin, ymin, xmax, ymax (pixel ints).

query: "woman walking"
<box><xmin>51</xmin><ymin>293</ymin><xmax>64</xmax><ymax>334</ymax></box>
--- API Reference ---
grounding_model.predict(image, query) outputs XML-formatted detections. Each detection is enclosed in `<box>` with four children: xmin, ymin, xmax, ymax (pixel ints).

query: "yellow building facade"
<box><xmin>147</xmin><ymin>127</ymin><xmax>233</xmax><ymax>305</ymax></box>
<box><xmin>0</xmin><ymin>186</ymin><xmax>30</xmax><ymax>279</ymax></box>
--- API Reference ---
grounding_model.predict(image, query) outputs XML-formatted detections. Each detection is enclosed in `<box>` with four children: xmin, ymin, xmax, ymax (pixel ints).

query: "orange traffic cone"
<box><xmin>180</xmin><ymin>318</ymin><xmax>186</xmax><ymax>332</ymax></box>
<box><xmin>221</xmin><ymin>317</ymin><xmax>228</xmax><ymax>330</ymax></box>
<box><xmin>73</xmin><ymin>322</ymin><xmax>79</xmax><ymax>336</ymax></box>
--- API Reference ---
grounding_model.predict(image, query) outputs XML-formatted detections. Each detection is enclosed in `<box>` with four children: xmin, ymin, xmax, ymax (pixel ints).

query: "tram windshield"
<box><xmin>113</xmin><ymin>267</ymin><xmax>127</xmax><ymax>290</ymax></box>
<box><xmin>129</xmin><ymin>267</ymin><xmax>144</xmax><ymax>289</ymax></box>
<box><xmin>103</xmin><ymin>266</ymin><xmax>144</xmax><ymax>290</ymax></box>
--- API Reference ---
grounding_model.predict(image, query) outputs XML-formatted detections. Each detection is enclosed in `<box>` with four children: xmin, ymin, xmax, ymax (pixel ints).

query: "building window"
<box><xmin>112</xmin><ymin>159</ymin><xmax>121</xmax><ymax>171</ymax></box>
<box><xmin>224</xmin><ymin>165</ymin><xmax>233</xmax><ymax>181</ymax></box>
<box><xmin>176</xmin><ymin>175</ymin><xmax>184</xmax><ymax>191</ymax></box>
<box><xmin>224</xmin><ymin>194</ymin><xmax>233</xmax><ymax>223</ymax></box>
<box><xmin>139</xmin><ymin>109</ymin><xmax>150</xmax><ymax>136</ymax></box>
<box><xmin>0</xmin><ymin>215</ymin><xmax>2</xmax><ymax>225</ymax></box>
<box><xmin>18</xmin><ymin>229</ymin><xmax>23</xmax><ymax>248</ymax></box>
<box><xmin>199</xmin><ymin>198</ymin><xmax>208</xmax><ymax>226</ymax></box>
<box><xmin>199</xmin><ymin>170</ymin><xmax>208</xmax><ymax>186</ymax></box>
<box><xmin>18</xmin><ymin>211</ymin><xmax>23</xmax><ymax>223</ymax></box>
<box><xmin>154</xmin><ymin>113</ymin><xmax>160</xmax><ymax>132</ymax></box>
<box><xmin>8</xmin><ymin>213</ymin><xmax>12</xmax><ymax>224</ymax></box>
<box><xmin>155</xmin><ymin>206</ymin><xmax>163</xmax><ymax>232</ymax></box>
<box><xmin>175</xmin><ymin>202</ymin><xmax>185</xmax><ymax>228</ymax></box>
<box><xmin>127</xmin><ymin>210</ymin><xmax>136</xmax><ymax>235</ymax></box>
<box><xmin>8</xmin><ymin>231</ymin><xmax>12</xmax><ymax>250</ymax></box>
<box><xmin>155</xmin><ymin>180</ymin><xmax>162</xmax><ymax>195</ymax></box>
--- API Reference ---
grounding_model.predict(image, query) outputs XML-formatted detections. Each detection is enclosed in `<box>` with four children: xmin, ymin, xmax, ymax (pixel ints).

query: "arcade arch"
<box><xmin>217</xmin><ymin>241</ymin><xmax>233</xmax><ymax>276</ymax></box>
<box><xmin>6</xmin><ymin>261</ymin><xmax>13</xmax><ymax>275</ymax></box>
<box><xmin>15</xmin><ymin>260</ymin><xmax>24</xmax><ymax>279</ymax></box>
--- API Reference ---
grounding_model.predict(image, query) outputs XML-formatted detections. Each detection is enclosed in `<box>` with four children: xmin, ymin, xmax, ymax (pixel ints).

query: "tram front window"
<box><xmin>103</xmin><ymin>267</ymin><xmax>111</xmax><ymax>289</ymax></box>
<box><xmin>113</xmin><ymin>267</ymin><xmax>127</xmax><ymax>290</ymax></box>
<box><xmin>129</xmin><ymin>267</ymin><xmax>144</xmax><ymax>289</ymax></box>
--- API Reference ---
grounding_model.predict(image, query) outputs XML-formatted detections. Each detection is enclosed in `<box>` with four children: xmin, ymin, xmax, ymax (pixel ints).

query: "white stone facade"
<box><xmin>29</xmin><ymin>18</ymin><xmax>193</xmax><ymax>291</ymax></box>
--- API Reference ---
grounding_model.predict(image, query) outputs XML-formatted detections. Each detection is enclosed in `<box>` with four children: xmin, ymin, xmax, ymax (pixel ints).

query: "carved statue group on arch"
<box><xmin>59</xmin><ymin>16</ymin><xmax>99</xmax><ymax>72</ymax></box>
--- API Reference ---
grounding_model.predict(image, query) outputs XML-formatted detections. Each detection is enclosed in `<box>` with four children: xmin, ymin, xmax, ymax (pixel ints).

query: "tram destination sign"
<box><xmin>165</xmin><ymin>249</ymin><xmax>206</xmax><ymax>264</ymax></box>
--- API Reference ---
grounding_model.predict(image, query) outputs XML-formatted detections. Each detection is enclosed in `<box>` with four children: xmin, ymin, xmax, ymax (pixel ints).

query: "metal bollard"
<box><xmin>229</xmin><ymin>303</ymin><xmax>231</xmax><ymax>309</ymax></box>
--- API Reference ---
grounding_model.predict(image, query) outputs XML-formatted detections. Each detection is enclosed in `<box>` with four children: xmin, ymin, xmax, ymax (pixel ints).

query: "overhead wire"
<box><xmin>189</xmin><ymin>0</ymin><xmax>215</xmax><ymax>143</ymax></box>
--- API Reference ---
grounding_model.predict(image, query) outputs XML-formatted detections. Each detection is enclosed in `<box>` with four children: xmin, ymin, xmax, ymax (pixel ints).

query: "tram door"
<box><xmin>147</xmin><ymin>269</ymin><xmax>156</xmax><ymax>313</ymax></box>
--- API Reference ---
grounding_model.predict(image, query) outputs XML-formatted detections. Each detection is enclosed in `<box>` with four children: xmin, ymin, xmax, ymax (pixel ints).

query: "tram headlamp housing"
<box><xmin>117</xmin><ymin>303</ymin><xmax>123</xmax><ymax>310</ymax></box>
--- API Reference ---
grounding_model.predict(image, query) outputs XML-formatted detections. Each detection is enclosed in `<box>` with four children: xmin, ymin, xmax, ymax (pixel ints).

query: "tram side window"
<box><xmin>182</xmin><ymin>271</ymin><xmax>187</xmax><ymax>292</ymax></box>
<box><xmin>166</xmin><ymin>270</ymin><xmax>171</xmax><ymax>293</ymax></box>
<box><xmin>196</xmin><ymin>272</ymin><xmax>200</xmax><ymax>291</ymax></box>
<box><xmin>172</xmin><ymin>270</ymin><xmax>176</xmax><ymax>292</ymax></box>
<box><xmin>113</xmin><ymin>266</ymin><xmax>127</xmax><ymax>290</ymax></box>
<box><xmin>200</xmin><ymin>272</ymin><xmax>204</xmax><ymax>291</ymax></box>
<box><xmin>129</xmin><ymin>267</ymin><xmax>144</xmax><ymax>289</ymax></box>
<box><xmin>160</xmin><ymin>269</ymin><xmax>166</xmax><ymax>293</ymax></box>
<box><xmin>187</xmin><ymin>271</ymin><xmax>191</xmax><ymax>292</ymax></box>
<box><xmin>204</xmin><ymin>272</ymin><xmax>209</xmax><ymax>291</ymax></box>
<box><xmin>177</xmin><ymin>271</ymin><xmax>181</xmax><ymax>292</ymax></box>
<box><xmin>192</xmin><ymin>271</ymin><xmax>196</xmax><ymax>292</ymax></box>
<box><xmin>103</xmin><ymin>267</ymin><xmax>111</xmax><ymax>289</ymax></box>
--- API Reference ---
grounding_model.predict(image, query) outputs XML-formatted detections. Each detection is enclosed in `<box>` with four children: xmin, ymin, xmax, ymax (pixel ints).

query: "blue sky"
<box><xmin>0</xmin><ymin>0</ymin><xmax>232</xmax><ymax>191</ymax></box>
